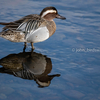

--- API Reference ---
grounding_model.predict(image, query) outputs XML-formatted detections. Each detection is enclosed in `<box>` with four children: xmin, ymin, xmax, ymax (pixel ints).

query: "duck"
<box><xmin>0</xmin><ymin>6</ymin><xmax>66</xmax><ymax>51</ymax></box>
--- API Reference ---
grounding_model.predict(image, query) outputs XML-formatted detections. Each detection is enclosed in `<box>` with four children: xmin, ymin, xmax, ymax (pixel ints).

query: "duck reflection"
<box><xmin>0</xmin><ymin>52</ymin><xmax>60</xmax><ymax>87</ymax></box>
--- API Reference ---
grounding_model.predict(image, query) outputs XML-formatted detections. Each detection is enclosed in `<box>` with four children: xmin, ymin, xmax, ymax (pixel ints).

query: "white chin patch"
<box><xmin>41</xmin><ymin>10</ymin><xmax>56</xmax><ymax>17</ymax></box>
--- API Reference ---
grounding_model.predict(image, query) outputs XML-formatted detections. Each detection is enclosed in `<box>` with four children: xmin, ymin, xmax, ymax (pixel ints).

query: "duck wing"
<box><xmin>0</xmin><ymin>14</ymin><xmax>45</xmax><ymax>32</ymax></box>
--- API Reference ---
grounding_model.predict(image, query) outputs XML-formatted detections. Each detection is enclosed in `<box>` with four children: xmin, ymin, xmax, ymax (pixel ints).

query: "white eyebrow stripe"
<box><xmin>41</xmin><ymin>10</ymin><xmax>56</xmax><ymax>17</ymax></box>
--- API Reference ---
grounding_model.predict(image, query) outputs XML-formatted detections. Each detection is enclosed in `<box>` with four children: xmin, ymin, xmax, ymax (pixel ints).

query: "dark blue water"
<box><xmin>0</xmin><ymin>0</ymin><xmax>100</xmax><ymax>100</ymax></box>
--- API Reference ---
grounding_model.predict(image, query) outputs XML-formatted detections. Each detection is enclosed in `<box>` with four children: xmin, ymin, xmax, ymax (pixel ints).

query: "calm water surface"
<box><xmin>0</xmin><ymin>0</ymin><xmax>100</xmax><ymax>100</ymax></box>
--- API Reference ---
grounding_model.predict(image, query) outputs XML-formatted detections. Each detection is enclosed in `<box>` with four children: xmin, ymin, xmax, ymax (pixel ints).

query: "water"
<box><xmin>0</xmin><ymin>0</ymin><xmax>100</xmax><ymax>100</ymax></box>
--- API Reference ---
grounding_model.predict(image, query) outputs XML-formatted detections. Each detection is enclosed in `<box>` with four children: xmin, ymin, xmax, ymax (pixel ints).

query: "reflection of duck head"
<box><xmin>36</xmin><ymin>74</ymin><xmax>60</xmax><ymax>88</ymax></box>
<box><xmin>0</xmin><ymin>52</ymin><xmax>60</xmax><ymax>87</ymax></box>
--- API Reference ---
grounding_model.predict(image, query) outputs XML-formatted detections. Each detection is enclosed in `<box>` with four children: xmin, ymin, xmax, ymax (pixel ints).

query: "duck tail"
<box><xmin>0</xmin><ymin>22</ymin><xmax>10</xmax><ymax>25</ymax></box>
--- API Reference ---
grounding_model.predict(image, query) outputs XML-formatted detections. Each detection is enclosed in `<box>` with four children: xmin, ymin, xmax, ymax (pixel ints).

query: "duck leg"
<box><xmin>23</xmin><ymin>42</ymin><xmax>27</xmax><ymax>52</ymax></box>
<box><xmin>31</xmin><ymin>42</ymin><xmax>35</xmax><ymax>52</ymax></box>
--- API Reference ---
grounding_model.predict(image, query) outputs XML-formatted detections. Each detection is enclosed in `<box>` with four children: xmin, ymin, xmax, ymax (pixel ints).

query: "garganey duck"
<box><xmin>0</xmin><ymin>6</ymin><xmax>66</xmax><ymax>51</ymax></box>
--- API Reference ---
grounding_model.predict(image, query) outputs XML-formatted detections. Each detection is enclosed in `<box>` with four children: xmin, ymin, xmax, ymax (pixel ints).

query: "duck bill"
<box><xmin>56</xmin><ymin>14</ymin><xmax>66</xmax><ymax>20</ymax></box>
